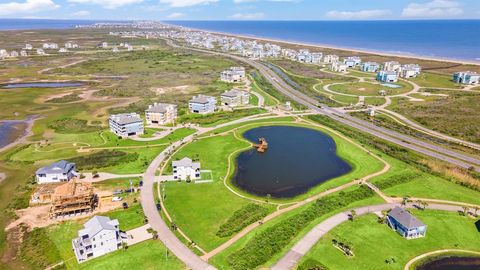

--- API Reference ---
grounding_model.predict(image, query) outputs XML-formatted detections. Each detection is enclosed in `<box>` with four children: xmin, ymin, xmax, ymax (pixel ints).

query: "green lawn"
<box><xmin>299</xmin><ymin>210</ymin><xmax>480</xmax><ymax>270</ymax></box>
<box><xmin>411</xmin><ymin>72</ymin><xmax>461</xmax><ymax>88</ymax></box>
<box><xmin>330</xmin><ymin>81</ymin><xmax>412</xmax><ymax>96</ymax></box>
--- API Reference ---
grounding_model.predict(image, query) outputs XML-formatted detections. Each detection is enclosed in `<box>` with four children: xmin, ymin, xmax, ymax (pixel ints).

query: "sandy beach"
<box><xmin>171</xmin><ymin>24</ymin><xmax>480</xmax><ymax>66</ymax></box>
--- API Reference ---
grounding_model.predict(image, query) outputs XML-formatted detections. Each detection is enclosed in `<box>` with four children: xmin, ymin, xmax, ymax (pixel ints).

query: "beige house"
<box><xmin>220</xmin><ymin>89</ymin><xmax>250</xmax><ymax>107</ymax></box>
<box><xmin>145</xmin><ymin>103</ymin><xmax>177</xmax><ymax>125</ymax></box>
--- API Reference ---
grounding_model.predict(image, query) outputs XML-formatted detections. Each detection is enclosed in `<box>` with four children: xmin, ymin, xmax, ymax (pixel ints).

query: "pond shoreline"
<box><xmin>0</xmin><ymin>115</ymin><xmax>39</xmax><ymax>153</ymax></box>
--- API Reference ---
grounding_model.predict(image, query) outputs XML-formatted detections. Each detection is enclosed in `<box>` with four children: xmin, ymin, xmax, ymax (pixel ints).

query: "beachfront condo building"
<box><xmin>172</xmin><ymin>157</ymin><xmax>201</xmax><ymax>181</ymax></box>
<box><xmin>361</xmin><ymin>62</ymin><xmax>380</xmax><ymax>73</ymax></box>
<box><xmin>145</xmin><ymin>103</ymin><xmax>177</xmax><ymax>125</ymax></box>
<box><xmin>400</xmin><ymin>64</ymin><xmax>422</xmax><ymax>78</ymax></box>
<box><xmin>189</xmin><ymin>95</ymin><xmax>217</xmax><ymax>114</ymax></box>
<box><xmin>377</xmin><ymin>71</ymin><xmax>399</xmax><ymax>83</ymax></box>
<box><xmin>453</xmin><ymin>71</ymin><xmax>480</xmax><ymax>84</ymax></box>
<box><xmin>324</xmin><ymin>54</ymin><xmax>339</xmax><ymax>64</ymax></box>
<box><xmin>72</xmin><ymin>216</ymin><xmax>122</xmax><ymax>263</ymax></box>
<box><xmin>109</xmin><ymin>113</ymin><xmax>144</xmax><ymax>138</ymax></box>
<box><xmin>383</xmin><ymin>61</ymin><xmax>402</xmax><ymax>72</ymax></box>
<box><xmin>221</xmin><ymin>89</ymin><xmax>250</xmax><ymax>107</ymax></box>
<box><xmin>331</xmin><ymin>61</ymin><xmax>348</xmax><ymax>73</ymax></box>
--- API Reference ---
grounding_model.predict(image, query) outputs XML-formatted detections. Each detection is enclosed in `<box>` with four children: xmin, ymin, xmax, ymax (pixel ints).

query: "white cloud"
<box><xmin>326</xmin><ymin>9</ymin><xmax>392</xmax><ymax>20</ymax></box>
<box><xmin>159</xmin><ymin>0</ymin><xmax>218</xmax><ymax>7</ymax></box>
<box><xmin>0</xmin><ymin>0</ymin><xmax>59</xmax><ymax>16</ymax></box>
<box><xmin>233</xmin><ymin>0</ymin><xmax>257</xmax><ymax>3</ymax></box>
<box><xmin>230</xmin><ymin>12</ymin><xmax>264</xmax><ymax>19</ymax></box>
<box><xmin>402</xmin><ymin>0</ymin><xmax>463</xmax><ymax>18</ymax></box>
<box><xmin>166</xmin><ymin>12</ymin><xmax>185</xmax><ymax>18</ymax></box>
<box><xmin>68</xmin><ymin>0</ymin><xmax>143</xmax><ymax>9</ymax></box>
<box><xmin>72</xmin><ymin>10</ymin><xmax>90</xmax><ymax>16</ymax></box>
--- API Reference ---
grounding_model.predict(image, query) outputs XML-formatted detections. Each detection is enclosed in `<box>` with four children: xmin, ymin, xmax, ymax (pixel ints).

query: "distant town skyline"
<box><xmin>0</xmin><ymin>0</ymin><xmax>479</xmax><ymax>21</ymax></box>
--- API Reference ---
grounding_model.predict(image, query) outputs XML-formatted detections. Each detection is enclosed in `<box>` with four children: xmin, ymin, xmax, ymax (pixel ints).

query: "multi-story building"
<box><xmin>331</xmin><ymin>61</ymin><xmax>348</xmax><ymax>73</ymax></box>
<box><xmin>220</xmin><ymin>67</ymin><xmax>246</xmax><ymax>83</ymax></box>
<box><xmin>172</xmin><ymin>157</ymin><xmax>201</xmax><ymax>181</ymax></box>
<box><xmin>387</xmin><ymin>207</ymin><xmax>427</xmax><ymax>239</ymax></box>
<box><xmin>189</xmin><ymin>95</ymin><xmax>216</xmax><ymax>114</ymax></box>
<box><xmin>361</xmin><ymin>62</ymin><xmax>380</xmax><ymax>72</ymax></box>
<box><xmin>377</xmin><ymin>71</ymin><xmax>398</xmax><ymax>83</ymax></box>
<box><xmin>109</xmin><ymin>113</ymin><xmax>144</xmax><ymax>138</ymax></box>
<box><xmin>383</xmin><ymin>61</ymin><xmax>402</xmax><ymax>72</ymax></box>
<box><xmin>323</xmin><ymin>54</ymin><xmax>339</xmax><ymax>64</ymax></box>
<box><xmin>343</xmin><ymin>56</ymin><xmax>362</xmax><ymax>67</ymax></box>
<box><xmin>220</xmin><ymin>89</ymin><xmax>250</xmax><ymax>106</ymax></box>
<box><xmin>72</xmin><ymin>216</ymin><xmax>122</xmax><ymax>263</ymax></box>
<box><xmin>145</xmin><ymin>103</ymin><xmax>177</xmax><ymax>125</ymax></box>
<box><xmin>400</xmin><ymin>64</ymin><xmax>421</xmax><ymax>78</ymax></box>
<box><xmin>453</xmin><ymin>71</ymin><xmax>479</xmax><ymax>84</ymax></box>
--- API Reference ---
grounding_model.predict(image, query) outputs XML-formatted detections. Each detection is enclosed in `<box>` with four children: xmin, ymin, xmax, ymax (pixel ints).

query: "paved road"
<box><xmin>166</xmin><ymin>41</ymin><xmax>480</xmax><ymax>171</ymax></box>
<box><xmin>271</xmin><ymin>202</ymin><xmax>469</xmax><ymax>270</ymax></box>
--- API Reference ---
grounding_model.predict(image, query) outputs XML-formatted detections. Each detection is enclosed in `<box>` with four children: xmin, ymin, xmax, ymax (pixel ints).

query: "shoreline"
<box><xmin>167</xmin><ymin>23</ymin><xmax>480</xmax><ymax>66</ymax></box>
<box><xmin>0</xmin><ymin>116</ymin><xmax>38</xmax><ymax>153</ymax></box>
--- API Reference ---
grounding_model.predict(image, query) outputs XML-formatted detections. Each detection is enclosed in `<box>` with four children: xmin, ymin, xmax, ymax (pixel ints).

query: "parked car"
<box><xmin>112</xmin><ymin>196</ymin><xmax>123</xmax><ymax>202</ymax></box>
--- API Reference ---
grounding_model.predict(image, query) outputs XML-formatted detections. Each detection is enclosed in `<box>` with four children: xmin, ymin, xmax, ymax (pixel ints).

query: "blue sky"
<box><xmin>0</xmin><ymin>0</ymin><xmax>479</xmax><ymax>20</ymax></box>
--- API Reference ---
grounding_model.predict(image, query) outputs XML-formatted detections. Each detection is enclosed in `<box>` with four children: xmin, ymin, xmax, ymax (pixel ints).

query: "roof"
<box><xmin>146</xmin><ymin>103</ymin><xmax>176</xmax><ymax>113</ymax></box>
<box><xmin>36</xmin><ymin>160</ymin><xmax>75</xmax><ymax>175</ymax></box>
<box><xmin>110</xmin><ymin>113</ymin><xmax>142</xmax><ymax>125</ymax></box>
<box><xmin>172</xmin><ymin>157</ymin><xmax>200</xmax><ymax>170</ymax></box>
<box><xmin>221</xmin><ymin>89</ymin><xmax>248</xmax><ymax>98</ymax></box>
<box><xmin>79</xmin><ymin>216</ymin><xmax>119</xmax><ymax>237</ymax></box>
<box><xmin>190</xmin><ymin>95</ymin><xmax>215</xmax><ymax>104</ymax></box>
<box><xmin>388</xmin><ymin>207</ymin><xmax>425</xmax><ymax>229</ymax></box>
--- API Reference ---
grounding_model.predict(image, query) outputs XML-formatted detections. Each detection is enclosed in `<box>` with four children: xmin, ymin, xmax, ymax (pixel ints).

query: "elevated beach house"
<box><xmin>220</xmin><ymin>67</ymin><xmax>246</xmax><ymax>83</ymax></box>
<box><xmin>383</xmin><ymin>61</ymin><xmax>402</xmax><ymax>72</ymax></box>
<box><xmin>387</xmin><ymin>207</ymin><xmax>427</xmax><ymax>239</ymax></box>
<box><xmin>72</xmin><ymin>216</ymin><xmax>122</xmax><ymax>263</ymax></box>
<box><xmin>331</xmin><ymin>61</ymin><xmax>348</xmax><ymax>73</ymax></box>
<box><xmin>221</xmin><ymin>89</ymin><xmax>250</xmax><ymax>107</ymax></box>
<box><xmin>343</xmin><ymin>56</ymin><xmax>362</xmax><ymax>67</ymax></box>
<box><xmin>377</xmin><ymin>71</ymin><xmax>398</xmax><ymax>83</ymax></box>
<box><xmin>36</xmin><ymin>160</ymin><xmax>77</xmax><ymax>184</ymax></box>
<box><xmin>361</xmin><ymin>62</ymin><xmax>380</xmax><ymax>73</ymax></box>
<box><xmin>323</xmin><ymin>54</ymin><xmax>339</xmax><ymax>64</ymax></box>
<box><xmin>145</xmin><ymin>103</ymin><xmax>177</xmax><ymax>125</ymax></box>
<box><xmin>189</xmin><ymin>95</ymin><xmax>216</xmax><ymax>114</ymax></box>
<box><xmin>109</xmin><ymin>113</ymin><xmax>144</xmax><ymax>138</ymax></box>
<box><xmin>453</xmin><ymin>71</ymin><xmax>480</xmax><ymax>84</ymax></box>
<box><xmin>400</xmin><ymin>64</ymin><xmax>421</xmax><ymax>78</ymax></box>
<box><xmin>172</xmin><ymin>157</ymin><xmax>201</xmax><ymax>181</ymax></box>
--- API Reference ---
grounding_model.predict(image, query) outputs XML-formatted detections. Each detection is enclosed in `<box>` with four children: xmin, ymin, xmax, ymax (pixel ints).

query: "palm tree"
<box><xmin>401</xmin><ymin>196</ymin><xmax>410</xmax><ymax>207</ymax></box>
<box><xmin>266</xmin><ymin>194</ymin><xmax>271</xmax><ymax>203</ymax></box>
<box><xmin>474</xmin><ymin>206</ymin><xmax>479</xmax><ymax>217</ymax></box>
<box><xmin>421</xmin><ymin>201</ymin><xmax>429</xmax><ymax>210</ymax></box>
<box><xmin>462</xmin><ymin>206</ymin><xmax>469</xmax><ymax>216</ymax></box>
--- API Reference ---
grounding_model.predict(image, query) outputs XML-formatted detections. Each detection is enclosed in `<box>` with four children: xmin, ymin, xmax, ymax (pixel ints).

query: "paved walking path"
<box><xmin>271</xmin><ymin>202</ymin><xmax>471</xmax><ymax>270</ymax></box>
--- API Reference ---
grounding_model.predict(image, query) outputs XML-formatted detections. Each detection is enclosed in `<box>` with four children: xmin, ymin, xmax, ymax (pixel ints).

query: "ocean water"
<box><xmin>167</xmin><ymin>20</ymin><xmax>480</xmax><ymax>61</ymax></box>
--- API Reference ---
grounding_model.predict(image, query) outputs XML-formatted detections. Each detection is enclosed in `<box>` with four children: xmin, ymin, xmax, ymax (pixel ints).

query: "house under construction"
<box><xmin>50</xmin><ymin>180</ymin><xmax>97</xmax><ymax>218</ymax></box>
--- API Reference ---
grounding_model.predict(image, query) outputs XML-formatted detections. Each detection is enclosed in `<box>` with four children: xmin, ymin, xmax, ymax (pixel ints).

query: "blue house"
<box><xmin>343</xmin><ymin>56</ymin><xmax>361</xmax><ymax>68</ymax></box>
<box><xmin>361</xmin><ymin>62</ymin><xmax>380</xmax><ymax>73</ymax></box>
<box><xmin>453</xmin><ymin>71</ymin><xmax>480</xmax><ymax>84</ymax></box>
<box><xmin>189</xmin><ymin>94</ymin><xmax>216</xmax><ymax>114</ymax></box>
<box><xmin>377</xmin><ymin>71</ymin><xmax>398</xmax><ymax>83</ymax></box>
<box><xmin>387</xmin><ymin>207</ymin><xmax>427</xmax><ymax>239</ymax></box>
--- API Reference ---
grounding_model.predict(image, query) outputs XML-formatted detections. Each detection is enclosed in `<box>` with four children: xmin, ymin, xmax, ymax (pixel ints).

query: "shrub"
<box><xmin>216</xmin><ymin>203</ymin><xmax>269</xmax><ymax>238</ymax></box>
<box><xmin>68</xmin><ymin>150</ymin><xmax>139</xmax><ymax>170</ymax></box>
<box><xmin>375</xmin><ymin>172</ymin><xmax>419</xmax><ymax>190</ymax></box>
<box><xmin>226</xmin><ymin>186</ymin><xmax>374</xmax><ymax>269</ymax></box>
<box><xmin>48</xmin><ymin>118</ymin><xmax>102</xmax><ymax>134</ymax></box>
<box><xmin>45</xmin><ymin>93</ymin><xmax>81</xmax><ymax>103</ymax></box>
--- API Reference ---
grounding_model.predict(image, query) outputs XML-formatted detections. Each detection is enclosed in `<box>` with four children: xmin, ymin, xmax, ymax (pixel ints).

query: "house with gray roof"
<box><xmin>189</xmin><ymin>95</ymin><xmax>216</xmax><ymax>114</ymax></box>
<box><xmin>145</xmin><ymin>103</ymin><xmax>177</xmax><ymax>125</ymax></box>
<box><xmin>387</xmin><ymin>207</ymin><xmax>427</xmax><ymax>239</ymax></box>
<box><xmin>109</xmin><ymin>113</ymin><xmax>144</xmax><ymax>138</ymax></box>
<box><xmin>221</xmin><ymin>89</ymin><xmax>250</xmax><ymax>107</ymax></box>
<box><xmin>172</xmin><ymin>157</ymin><xmax>201</xmax><ymax>181</ymax></box>
<box><xmin>72</xmin><ymin>216</ymin><xmax>122</xmax><ymax>263</ymax></box>
<box><xmin>35</xmin><ymin>160</ymin><xmax>77</xmax><ymax>184</ymax></box>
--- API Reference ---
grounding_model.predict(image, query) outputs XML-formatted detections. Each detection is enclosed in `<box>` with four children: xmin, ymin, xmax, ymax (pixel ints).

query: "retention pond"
<box><xmin>416</xmin><ymin>256</ymin><xmax>480</xmax><ymax>270</ymax></box>
<box><xmin>233</xmin><ymin>126</ymin><xmax>352</xmax><ymax>198</ymax></box>
<box><xmin>1</xmin><ymin>82</ymin><xmax>84</xmax><ymax>89</ymax></box>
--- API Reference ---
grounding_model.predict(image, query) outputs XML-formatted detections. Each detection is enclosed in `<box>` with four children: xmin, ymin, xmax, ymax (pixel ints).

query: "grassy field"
<box><xmin>299</xmin><ymin>210</ymin><xmax>480</xmax><ymax>270</ymax></box>
<box><xmin>411</xmin><ymin>72</ymin><xmax>461</xmax><ymax>89</ymax></box>
<box><xmin>388</xmin><ymin>90</ymin><xmax>480</xmax><ymax>143</ymax></box>
<box><xmin>330</xmin><ymin>81</ymin><xmax>412</xmax><ymax>96</ymax></box>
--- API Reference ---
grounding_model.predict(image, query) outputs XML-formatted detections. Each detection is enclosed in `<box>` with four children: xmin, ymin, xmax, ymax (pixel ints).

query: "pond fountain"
<box><xmin>233</xmin><ymin>126</ymin><xmax>352</xmax><ymax>198</ymax></box>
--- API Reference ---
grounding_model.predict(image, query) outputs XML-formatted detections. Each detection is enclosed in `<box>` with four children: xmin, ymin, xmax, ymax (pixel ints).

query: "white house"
<box><xmin>189</xmin><ymin>95</ymin><xmax>216</xmax><ymax>114</ymax></box>
<box><xmin>36</xmin><ymin>48</ymin><xmax>45</xmax><ymax>55</ymax></box>
<box><xmin>400</xmin><ymin>64</ymin><xmax>421</xmax><ymax>78</ymax></box>
<box><xmin>109</xmin><ymin>113</ymin><xmax>144</xmax><ymax>138</ymax></box>
<box><xmin>43</xmin><ymin>43</ymin><xmax>58</xmax><ymax>49</ymax></box>
<box><xmin>383</xmin><ymin>61</ymin><xmax>402</xmax><ymax>72</ymax></box>
<box><xmin>20</xmin><ymin>50</ymin><xmax>28</xmax><ymax>57</ymax></box>
<box><xmin>101</xmin><ymin>42</ymin><xmax>108</xmax><ymax>48</ymax></box>
<box><xmin>145</xmin><ymin>103</ymin><xmax>177</xmax><ymax>125</ymax></box>
<box><xmin>24</xmin><ymin>44</ymin><xmax>33</xmax><ymax>50</ymax></box>
<box><xmin>220</xmin><ymin>89</ymin><xmax>250</xmax><ymax>107</ymax></box>
<box><xmin>112</xmin><ymin>47</ymin><xmax>119</xmax><ymax>53</ymax></box>
<box><xmin>220</xmin><ymin>67</ymin><xmax>246</xmax><ymax>83</ymax></box>
<box><xmin>323</xmin><ymin>54</ymin><xmax>339</xmax><ymax>64</ymax></box>
<box><xmin>72</xmin><ymin>216</ymin><xmax>122</xmax><ymax>263</ymax></box>
<box><xmin>35</xmin><ymin>160</ymin><xmax>77</xmax><ymax>184</ymax></box>
<box><xmin>65</xmin><ymin>42</ymin><xmax>79</xmax><ymax>49</ymax></box>
<box><xmin>331</xmin><ymin>61</ymin><xmax>348</xmax><ymax>73</ymax></box>
<box><xmin>172</xmin><ymin>157</ymin><xmax>201</xmax><ymax>181</ymax></box>
<box><xmin>59</xmin><ymin>48</ymin><xmax>68</xmax><ymax>53</ymax></box>
<box><xmin>343</xmin><ymin>56</ymin><xmax>362</xmax><ymax>67</ymax></box>
<box><xmin>453</xmin><ymin>71</ymin><xmax>480</xmax><ymax>84</ymax></box>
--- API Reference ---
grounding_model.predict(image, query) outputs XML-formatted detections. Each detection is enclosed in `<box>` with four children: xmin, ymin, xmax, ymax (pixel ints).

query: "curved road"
<box><xmin>166</xmin><ymin>40</ymin><xmax>480</xmax><ymax>171</ymax></box>
<box><xmin>271</xmin><ymin>202</ymin><xmax>472</xmax><ymax>270</ymax></box>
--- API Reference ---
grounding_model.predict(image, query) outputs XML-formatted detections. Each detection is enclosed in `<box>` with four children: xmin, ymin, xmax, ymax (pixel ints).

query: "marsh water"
<box><xmin>0</xmin><ymin>121</ymin><xmax>27</xmax><ymax>148</ymax></box>
<box><xmin>2</xmin><ymin>82</ymin><xmax>84</xmax><ymax>89</ymax></box>
<box><xmin>417</xmin><ymin>256</ymin><xmax>480</xmax><ymax>270</ymax></box>
<box><xmin>233</xmin><ymin>126</ymin><xmax>352</xmax><ymax>198</ymax></box>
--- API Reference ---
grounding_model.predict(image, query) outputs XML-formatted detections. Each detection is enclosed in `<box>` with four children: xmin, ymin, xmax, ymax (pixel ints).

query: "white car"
<box><xmin>112</xmin><ymin>196</ymin><xmax>123</xmax><ymax>202</ymax></box>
